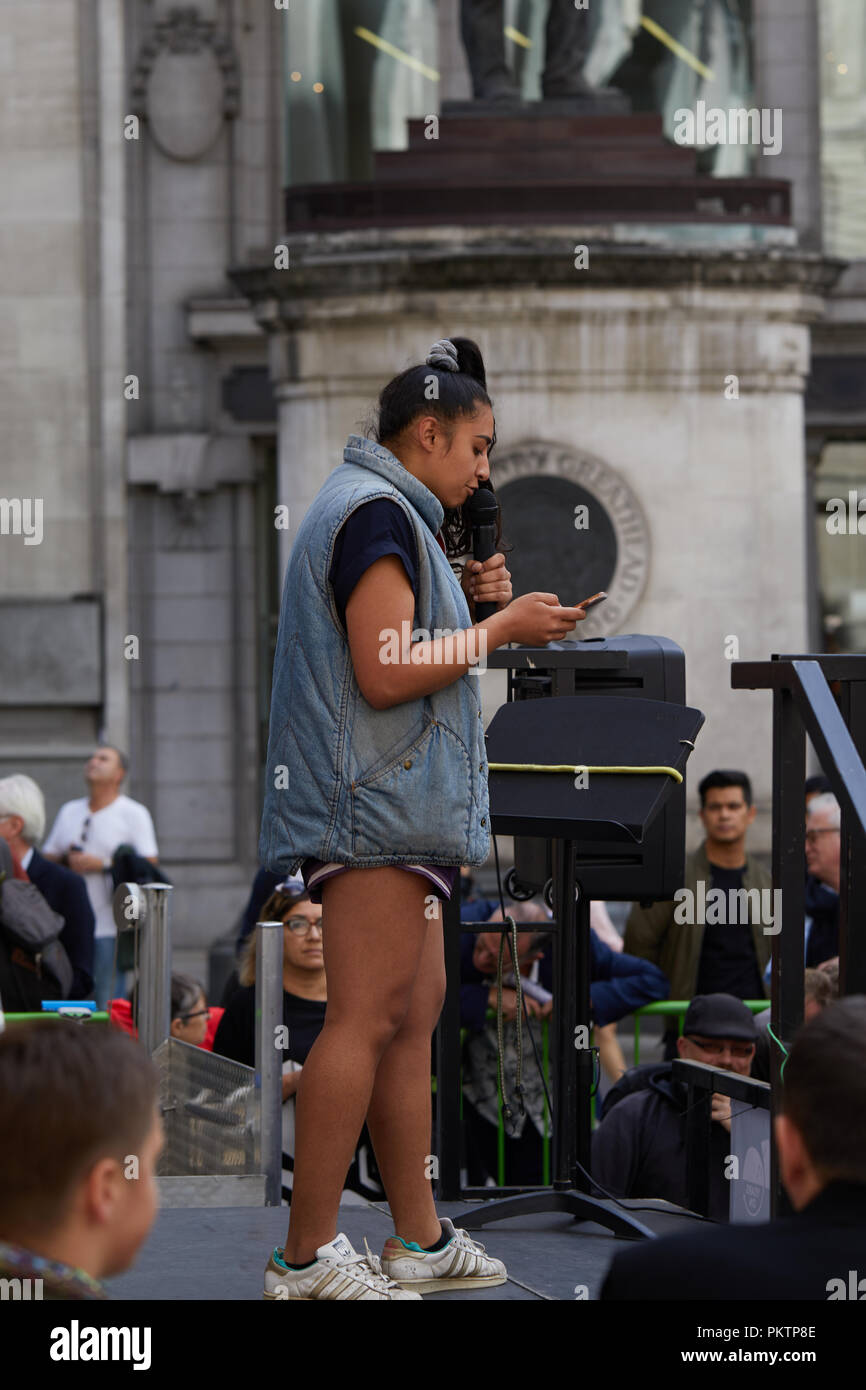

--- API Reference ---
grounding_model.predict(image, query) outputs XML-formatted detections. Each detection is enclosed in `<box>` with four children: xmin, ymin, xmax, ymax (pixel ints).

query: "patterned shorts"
<box><xmin>300</xmin><ymin>858</ymin><xmax>460</xmax><ymax>906</ymax></box>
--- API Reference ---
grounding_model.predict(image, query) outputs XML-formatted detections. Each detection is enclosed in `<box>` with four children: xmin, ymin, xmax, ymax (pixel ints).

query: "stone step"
<box><xmin>284</xmin><ymin>175</ymin><xmax>790</xmax><ymax>230</ymax></box>
<box><xmin>374</xmin><ymin>142</ymin><xmax>695</xmax><ymax>183</ymax></box>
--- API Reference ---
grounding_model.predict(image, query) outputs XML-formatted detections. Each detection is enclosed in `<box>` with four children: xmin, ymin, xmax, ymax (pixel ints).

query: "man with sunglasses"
<box><xmin>591</xmin><ymin>994</ymin><xmax>758</xmax><ymax>1222</ymax></box>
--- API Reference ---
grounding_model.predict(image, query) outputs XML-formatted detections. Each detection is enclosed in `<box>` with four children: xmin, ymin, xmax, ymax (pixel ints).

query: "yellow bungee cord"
<box><xmin>487</xmin><ymin>763</ymin><xmax>683</xmax><ymax>783</ymax></box>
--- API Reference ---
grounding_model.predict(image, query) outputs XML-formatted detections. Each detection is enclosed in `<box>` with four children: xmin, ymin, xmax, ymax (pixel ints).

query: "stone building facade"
<box><xmin>2</xmin><ymin>0</ymin><xmax>864</xmax><ymax>970</ymax></box>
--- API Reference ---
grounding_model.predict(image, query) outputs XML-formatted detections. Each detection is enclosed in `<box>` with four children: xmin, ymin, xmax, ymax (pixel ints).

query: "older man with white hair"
<box><xmin>0</xmin><ymin>774</ymin><xmax>95</xmax><ymax>999</ymax></box>
<box><xmin>804</xmin><ymin>791</ymin><xmax>841</xmax><ymax>969</ymax></box>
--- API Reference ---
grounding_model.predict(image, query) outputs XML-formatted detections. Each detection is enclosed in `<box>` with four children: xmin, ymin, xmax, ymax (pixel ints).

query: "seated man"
<box><xmin>591</xmin><ymin>994</ymin><xmax>758</xmax><ymax>1222</ymax></box>
<box><xmin>751</xmin><ymin>968</ymin><xmax>837</xmax><ymax>1083</ymax></box>
<box><xmin>460</xmin><ymin>901</ymin><xmax>668</xmax><ymax>1186</ymax></box>
<box><xmin>602</xmin><ymin>996</ymin><xmax>866</xmax><ymax>1299</ymax></box>
<box><xmin>0</xmin><ymin>1019</ymin><xmax>161</xmax><ymax>1300</ymax></box>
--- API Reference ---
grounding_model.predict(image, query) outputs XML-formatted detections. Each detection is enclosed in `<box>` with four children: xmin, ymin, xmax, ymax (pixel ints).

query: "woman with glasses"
<box><xmin>215</xmin><ymin>884</ymin><xmax>326</xmax><ymax>1073</ymax></box>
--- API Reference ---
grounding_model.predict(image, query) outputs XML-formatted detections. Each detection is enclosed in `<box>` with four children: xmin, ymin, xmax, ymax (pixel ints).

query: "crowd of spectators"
<box><xmin>0</xmin><ymin>758</ymin><xmax>861</xmax><ymax>1300</ymax></box>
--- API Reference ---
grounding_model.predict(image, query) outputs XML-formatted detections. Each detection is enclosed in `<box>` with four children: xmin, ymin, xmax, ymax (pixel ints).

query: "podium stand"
<box><xmin>441</xmin><ymin>692</ymin><xmax>704</xmax><ymax>1239</ymax></box>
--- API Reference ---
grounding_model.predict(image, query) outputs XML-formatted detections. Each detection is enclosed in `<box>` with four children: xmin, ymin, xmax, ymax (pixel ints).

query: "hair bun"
<box><xmin>425</xmin><ymin>338</ymin><xmax>460</xmax><ymax>373</ymax></box>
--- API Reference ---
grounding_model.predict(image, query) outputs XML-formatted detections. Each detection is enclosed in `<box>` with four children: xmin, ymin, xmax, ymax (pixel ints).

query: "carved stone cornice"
<box><xmin>229</xmin><ymin>232</ymin><xmax>845</xmax><ymax>312</ymax></box>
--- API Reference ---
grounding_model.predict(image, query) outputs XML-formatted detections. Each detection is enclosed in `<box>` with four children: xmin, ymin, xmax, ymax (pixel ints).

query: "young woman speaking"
<box><xmin>260</xmin><ymin>337</ymin><xmax>587</xmax><ymax>1300</ymax></box>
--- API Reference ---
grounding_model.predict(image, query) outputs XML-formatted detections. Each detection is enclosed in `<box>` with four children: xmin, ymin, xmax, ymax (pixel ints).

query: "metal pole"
<box><xmin>436</xmin><ymin>886</ymin><xmax>464</xmax><ymax>1199</ymax></box>
<box><xmin>255</xmin><ymin>921</ymin><xmax>284</xmax><ymax>1207</ymax></box>
<box><xmin>770</xmin><ymin>683</ymin><xmax>804</xmax><ymax>1218</ymax></box>
<box><xmin>137</xmin><ymin>884</ymin><xmax>172</xmax><ymax>1056</ymax></box>
<box><xmin>552</xmin><ymin>838</ymin><xmax>583</xmax><ymax>1191</ymax></box>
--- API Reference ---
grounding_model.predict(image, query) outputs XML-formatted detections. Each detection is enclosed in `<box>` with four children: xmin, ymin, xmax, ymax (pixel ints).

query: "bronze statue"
<box><xmin>461</xmin><ymin>0</ymin><xmax>615</xmax><ymax>103</ymax></box>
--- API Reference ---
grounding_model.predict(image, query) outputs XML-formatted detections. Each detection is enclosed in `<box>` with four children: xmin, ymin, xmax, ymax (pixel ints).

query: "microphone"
<box><xmin>464</xmin><ymin>482</ymin><xmax>500</xmax><ymax>621</ymax></box>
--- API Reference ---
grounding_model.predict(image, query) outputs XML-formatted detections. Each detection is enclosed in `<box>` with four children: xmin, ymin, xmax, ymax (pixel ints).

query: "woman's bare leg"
<box><xmin>282</xmin><ymin>867</ymin><xmax>432</xmax><ymax>1266</ymax></box>
<box><xmin>365</xmin><ymin>906</ymin><xmax>446</xmax><ymax>1248</ymax></box>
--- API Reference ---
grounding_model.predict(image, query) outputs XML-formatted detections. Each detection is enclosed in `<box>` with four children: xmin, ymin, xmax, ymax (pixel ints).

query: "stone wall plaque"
<box><xmin>132</xmin><ymin>6</ymin><xmax>240</xmax><ymax>162</ymax></box>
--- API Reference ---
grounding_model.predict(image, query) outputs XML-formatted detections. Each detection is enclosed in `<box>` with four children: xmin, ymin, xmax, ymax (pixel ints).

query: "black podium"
<box><xmin>436</xmin><ymin>673</ymin><xmax>704</xmax><ymax>1239</ymax></box>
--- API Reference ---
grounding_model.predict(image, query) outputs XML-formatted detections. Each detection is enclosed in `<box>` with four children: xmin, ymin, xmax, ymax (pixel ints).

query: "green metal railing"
<box><xmin>2</xmin><ymin>1011</ymin><xmax>110</xmax><ymax>1024</ymax></box>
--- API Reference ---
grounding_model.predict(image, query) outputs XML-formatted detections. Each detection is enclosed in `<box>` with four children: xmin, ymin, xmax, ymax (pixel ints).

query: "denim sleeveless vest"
<box><xmin>258</xmin><ymin>434</ymin><xmax>491</xmax><ymax>875</ymax></box>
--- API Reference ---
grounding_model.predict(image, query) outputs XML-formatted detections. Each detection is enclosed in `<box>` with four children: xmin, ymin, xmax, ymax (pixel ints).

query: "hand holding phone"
<box><xmin>576</xmin><ymin>591</ymin><xmax>607</xmax><ymax>610</ymax></box>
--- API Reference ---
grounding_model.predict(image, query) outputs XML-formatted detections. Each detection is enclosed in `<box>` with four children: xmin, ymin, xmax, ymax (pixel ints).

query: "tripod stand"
<box><xmin>437</xmin><ymin>689</ymin><xmax>704</xmax><ymax>1239</ymax></box>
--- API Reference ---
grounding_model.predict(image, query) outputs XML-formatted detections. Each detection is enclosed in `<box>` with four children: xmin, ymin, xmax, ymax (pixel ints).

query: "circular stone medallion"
<box><xmin>491</xmin><ymin>440</ymin><xmax>650</xmax><ymax>636</ymax></box>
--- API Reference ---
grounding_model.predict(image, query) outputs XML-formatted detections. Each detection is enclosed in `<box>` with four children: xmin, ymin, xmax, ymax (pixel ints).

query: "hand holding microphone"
<box><xmin>464</xmin><ymin>482</ymin><xmax>504</xmax><ymax>622</ymax></box>
<box><xmin>464</xmin><ymin>551</ymin><xmax>511</xmax><ymax>611</ymax></box>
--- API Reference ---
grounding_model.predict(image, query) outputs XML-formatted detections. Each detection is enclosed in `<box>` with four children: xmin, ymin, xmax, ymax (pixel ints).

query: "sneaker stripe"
<box><xmin>309</xmin><ymin>1269</ymin><xmax>340</xmax><ymax>1298</ymax></box>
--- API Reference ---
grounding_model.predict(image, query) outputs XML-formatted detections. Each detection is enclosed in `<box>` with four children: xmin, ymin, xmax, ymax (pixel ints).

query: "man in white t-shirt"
<box><xmin>42</xmin><ymin>746</ymin><xmax>159</xmax><ymax>1008</ymax></box>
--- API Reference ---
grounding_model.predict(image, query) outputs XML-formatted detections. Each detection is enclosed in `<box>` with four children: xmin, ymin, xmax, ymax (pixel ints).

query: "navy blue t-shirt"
<box><xmin>329</xmin><ymin>499</ymin><xmax>420</xmax><ymax>629</ymax></box>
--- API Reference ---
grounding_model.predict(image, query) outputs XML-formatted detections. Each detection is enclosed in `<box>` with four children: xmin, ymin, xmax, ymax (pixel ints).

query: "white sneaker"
<box><xmin>264</xmin><ymin>1232</ymin><xmax>422</xmax><ymax>1300</ymax></box>
<box><xmin>380</xmin><ymin>1218</ymin><xmax>507</xmax><ymax>1294</ymax></box>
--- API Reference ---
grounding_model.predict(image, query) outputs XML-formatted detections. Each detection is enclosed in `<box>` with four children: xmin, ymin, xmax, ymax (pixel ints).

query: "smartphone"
<box><xmin>576</xmin><ymin>590</ymin><xmax>607</xmax><ymax>610</ymax></box>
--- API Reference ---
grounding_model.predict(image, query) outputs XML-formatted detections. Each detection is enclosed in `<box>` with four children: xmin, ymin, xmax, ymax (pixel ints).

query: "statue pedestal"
<box><xmin>284</xmin><ymin>108</ymin><xmax>790</xmax><ymax>232</ymax></box>
<box><xmin>440</xmin><ymin>92</ymin><xmax>631</xmax><ymax>117</ymax></box>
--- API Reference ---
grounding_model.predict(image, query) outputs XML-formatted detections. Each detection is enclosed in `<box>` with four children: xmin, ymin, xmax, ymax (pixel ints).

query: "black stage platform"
<box><xmin>106</xmin><ymin>1198</ymin><xmax>708</xmax><ymax>1301</ymax></box>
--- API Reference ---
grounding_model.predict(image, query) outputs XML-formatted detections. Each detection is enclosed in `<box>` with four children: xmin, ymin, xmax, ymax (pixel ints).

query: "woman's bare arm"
<box><xmin>345</xmin><ymin>555</ymin><xmax>511</xmax><ymax>710</ymax></box>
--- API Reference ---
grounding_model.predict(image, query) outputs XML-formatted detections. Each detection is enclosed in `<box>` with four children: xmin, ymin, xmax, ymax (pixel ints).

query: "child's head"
<box><xmin>0</xmin><ymin>1019</ymin><xmax>162</xmax><ymax>1279</ymax></box>
<box><xmin>169</xmin><ymin>973</ymin><xmax>209</xmax><ymax>1046</ymax></box>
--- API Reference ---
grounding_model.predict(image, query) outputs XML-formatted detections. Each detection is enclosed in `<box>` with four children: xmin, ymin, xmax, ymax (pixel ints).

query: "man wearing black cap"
<box><xmin>602</xmin><ymin>997</ymin><xmax>866</xmax><ymax>1300</ymax></box>
<box><xmin>591</xmin><ymin>995</ymin><xmax>758</xmax><ymax>1222</ymax></box>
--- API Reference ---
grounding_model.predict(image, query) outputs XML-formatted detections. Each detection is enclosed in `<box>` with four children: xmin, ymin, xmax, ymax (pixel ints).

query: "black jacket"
<box><xmin>804</xmin><ymin>875</ymin><xmax>838</xmax><ymax>967</ymax></box>
<box><xmin>591</xmin><ymin>1062</ymin><xmax>732</xmax><ymax>1222</ymax></box>
<box><xmin>27</xmin><ymin>847</ymin><xmax>95</xmax><ymax>999</ymax></box>
<box><xmin>213</xmin><ymin>983</ymin><xmax>325</xmax><ymax>1068</ymax></box>
<box><xmin>601</xmin><ymin>1180</ymin><xmax>866</xmax><ymax>1299</ymax></box>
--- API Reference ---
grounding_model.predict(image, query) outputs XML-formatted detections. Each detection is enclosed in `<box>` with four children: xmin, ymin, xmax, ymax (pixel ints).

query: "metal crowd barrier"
<box><xmin>672</xmin><ymin>1057</ymin><xmax>771</xmax><ymax>1219</ymax></box>
<box><xmin>4</xmin><ymin>884</ymin><xmax>285</xmax><ymax>1208</ymax></box>
<box><xmin>130</xmin><ymin>888</ymin><xmax>285</xmax><ymax>1208</ymax></box>
<box><xmin>154</xmin><ymin>1035</ymin><xmax>263</xmax><ymax>1206</ymax></box>
<box><xmin>125</xmin><ymin>885</ymin><xmax>285</xmax><ymax>1206</ymax></box>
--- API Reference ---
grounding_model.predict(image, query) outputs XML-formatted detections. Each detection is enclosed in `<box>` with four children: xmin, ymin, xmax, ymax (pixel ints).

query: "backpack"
<box><xmin>110</xmin><ymin>844</ymin><xmax>172</xmax><ymax>971</ymax></box>
<box><xmin>0</xmin><ymin>841</ymin><xmax>74</xmax><ymax>1011</ymax></box>
<box><xmin>111</xmin><ymin>843</ymin><xmax>170</xmax><ymax>890</ymax></box>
